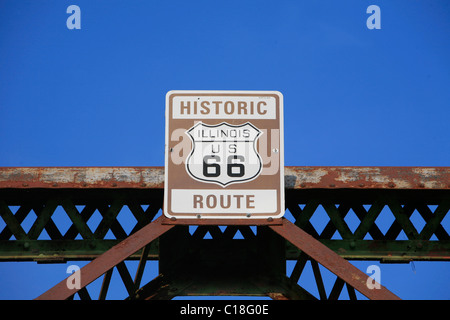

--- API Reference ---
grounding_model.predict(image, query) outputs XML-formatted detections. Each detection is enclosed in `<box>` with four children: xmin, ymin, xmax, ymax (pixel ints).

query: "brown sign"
<box><xmin>164</xmin><ymin>91</ymin><xmax>284</xmax><ymax>219</ymax></box>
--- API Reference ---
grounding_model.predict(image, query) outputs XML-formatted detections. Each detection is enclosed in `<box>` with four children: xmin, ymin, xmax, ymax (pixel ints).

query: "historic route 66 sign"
<box><xmin>185</xmin><ymin>122</ymin><xmax>262</xmax><ymax>187</ymax></box>
<box><xmin>164</xmin><ymin>90</ymin><xmax>284</xmax><ymax>220</ymax></box>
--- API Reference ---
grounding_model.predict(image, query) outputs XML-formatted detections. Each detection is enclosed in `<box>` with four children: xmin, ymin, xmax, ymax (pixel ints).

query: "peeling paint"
<box><xmin>0</xmin><ymin>166</ymin><xmax>448</xmax><ymax>190</ymax></box>
<box><xmin>285</xmin><ymin>167</ymin><xmax>328</xmax><ymax>185</ymax></box>
<box><xmin>335</xmin><ymin>167</ymin><xmax>382</xmax><ymax>183</ymax></box>
<box><xmin>412</xmin><ymin>168</ymin><xmax>439</xmax><ymax>178</ymax></box>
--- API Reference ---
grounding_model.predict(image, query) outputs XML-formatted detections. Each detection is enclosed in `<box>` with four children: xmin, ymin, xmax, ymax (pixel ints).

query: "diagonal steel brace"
<box><xmin>269</xmin><ymin>218</ymin><xmax>401</xmax><ymax>300</ymax></box>
<box><xmin>35</xmin><ymin>216</ymin><xmax>173</xmax><ymax>300</ymax></box>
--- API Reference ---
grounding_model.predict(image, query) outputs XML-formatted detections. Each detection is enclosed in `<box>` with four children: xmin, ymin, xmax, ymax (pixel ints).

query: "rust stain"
<box><xmin>0</xmin><ymin>167</ymin><xmax>165</xmax><ymax>189</ymax></box>
<box><xmin>0</xmin><ymin>166</ymin><xmax>448</xmax><ymax>190</ymax></box>
<box><xmin>285</xmin><ymin>166</ymin><xmax>450</xmax><ymax>190</ymax></box>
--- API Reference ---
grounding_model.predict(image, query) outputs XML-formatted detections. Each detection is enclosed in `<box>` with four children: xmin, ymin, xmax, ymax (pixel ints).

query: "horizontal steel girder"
<box><xmin>0</xmin><ymin>185</ymin><xmax>449</xmax><ymax>263</ymax></box>
<box><xmin>0</xmin><ymin>239</ymin><xmax>448</xmax><ymax>263</ymax></box>
<box><xmin>0</xmin><ymin>166</ymin><xmax>449</xmax><ymax>190</ymax></box>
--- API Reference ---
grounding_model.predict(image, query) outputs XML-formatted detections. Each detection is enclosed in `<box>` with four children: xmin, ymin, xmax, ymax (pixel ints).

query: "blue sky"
<box><xmin>0</xmin><ymin>1</ymin><xmax>449</xmax><ymax>300</ymax></box>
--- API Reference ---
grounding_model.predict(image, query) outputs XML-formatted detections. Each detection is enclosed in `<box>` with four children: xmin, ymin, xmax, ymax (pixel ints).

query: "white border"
<box><xmin>164</xmin><ymin>90</ymin><xmax>284</xmax><ymax>219</ymax></box>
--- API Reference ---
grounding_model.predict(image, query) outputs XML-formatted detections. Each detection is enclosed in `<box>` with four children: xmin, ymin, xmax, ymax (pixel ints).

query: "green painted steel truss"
<box><xmin>0</xmin><ymin>187</ymin><xmax>449</xmax><ymax>299</ymax></box>
<box><xmin>1</xmin><ymin>189</ymin><xmax>449</xmax><ymax>262</ymax></box>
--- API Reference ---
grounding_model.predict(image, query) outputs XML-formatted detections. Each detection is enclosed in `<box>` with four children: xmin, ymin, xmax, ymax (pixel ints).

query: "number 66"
<box><xmin>203</xmin><ymin>155</ymin><xmax>245</xmax><ymax>178</ymax></box>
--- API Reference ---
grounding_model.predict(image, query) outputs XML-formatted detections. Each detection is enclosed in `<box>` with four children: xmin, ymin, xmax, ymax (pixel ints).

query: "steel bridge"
<box><xmin>0</xmin><ymin>166</ymin><xmax>449</xmax><ymax>300</ymax></box>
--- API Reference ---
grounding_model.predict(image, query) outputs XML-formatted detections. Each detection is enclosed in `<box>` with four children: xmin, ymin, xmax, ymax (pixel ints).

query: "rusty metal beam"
<box><xmin>285</xmin><ymin>167</ymin><xmax>450</xmax><ymax>190</ymax></box>
<box><xmin>0</xmin><ymin>167</ymin><xmax>164</xmax><ymax>189</ymax></box>
<box><xmin>0</xmin><ymin>166</ymin><xmax>449</xmax><ymax>190</ymax></box>
<box><xmin>269</xmin><ymin>219</ymin><xmax>401</xmax><ymax>300</ymax></box>
<box><xmin>160</xmin><ymin>217</ymin><xmax>283</xmax><ymax>225</ymax></box>
<box><xmin>35</xmin><ymin>216</ymin><xmax>173</xmax><ymax>300</ymax></box>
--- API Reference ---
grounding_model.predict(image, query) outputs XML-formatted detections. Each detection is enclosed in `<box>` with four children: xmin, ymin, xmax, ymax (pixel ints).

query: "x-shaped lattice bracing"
<box><xmin>1</xmin><ymin>188</ymin><xmax>449</xmax><ymax>299</ymax></box>
<box><xmin>0</xmin><ymin>199</ymin><xmax>162</xmax><ymax>241</ymax></box>
<box><xmin>287</xmin><ymin>197</ymin><xmax>450</xmax><ymax>242</ymax></box>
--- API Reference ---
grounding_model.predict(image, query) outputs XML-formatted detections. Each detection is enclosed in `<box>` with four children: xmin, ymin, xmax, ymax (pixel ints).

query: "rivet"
<box><xmin>170</xmin><ymin>217</ymin><xmax>176</xmax><ymax>221</ymax></box>
<box><xmin>267</xmin><ymin>217</ymin><xmax>273</xmax><ymax>222</ymax></box>
<box><xmin>197</xmin><ymin>214</ymin><xmax>201</xmax><ymax>219</ymax></box>
<box><xmin>246</xmin><ymin>213</ymin><xmax>251</xmax><ymax>218</ymax></box>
